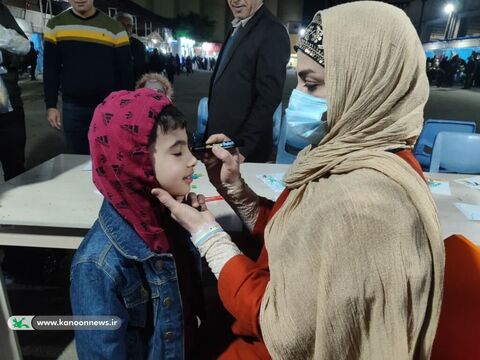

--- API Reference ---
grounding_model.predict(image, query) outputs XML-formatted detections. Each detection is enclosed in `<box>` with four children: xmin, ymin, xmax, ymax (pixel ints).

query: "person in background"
<box><xmin>115</xmin><ymin>11</ymin><xmax>147</xmax><ymax>82</ymax></box>
<box><xmin>175</xmin><ymin>53</ymin><xmax>181</xmax><ymax>75</ymax></box>
<box><xmin>185</xmin><ymin>56</ymin><xmax>193</xmax><ymax>75</ymax></box>
<box><xmin>153</xmin><ymin>2</ymin><xmax>445</xmax><ymax>358</ymax></box>
<box><xmin>209</xmin><ymin>57</ymin><xmax>216</xmax><ymax>71</ymax></box>
<box><xmin>135</xmin><ymin>72</ymin><xmax>173</xmax><ymax>98</ymax></box>
<box><xmin>27</xmin><ymin>41</ymin><xmax>38</xmax><ymax>81</ymax></box>
<box><xmin>205</xmin><ymin>0</ymin><xmax>290</xmax><ymax>162</ymax></box>
<box><xmin>463</xmin><ymin>51</ymin><xmax>477</xmax><ymax>89</ymax></box>
<box><xmin>0</xmin><ymin>2</ymin><xmax>31</xmax><ymax>181</ymax></box>
<box><xmin>43</xmin><ymin>0</ymin><xmax>134</xmax><ymax>154</ymax></box>
<box><xmin>0</xmin><ymin>0</ymin><xmax>32</xmax><ymax>287</ymax></box>
<box><xmin>166</xmin><ymin>53</ymin><xmax>176</xmax><ymax>84</ymax></box>
<box><xmin>147</xmin><ymin>48</ymin><xmax>165</xmax><ymax>74</ymax></box>
<box><xmin>474</xmin><ymin>52</ymin><xmax>480</xmax><ymax>87</ymax></box>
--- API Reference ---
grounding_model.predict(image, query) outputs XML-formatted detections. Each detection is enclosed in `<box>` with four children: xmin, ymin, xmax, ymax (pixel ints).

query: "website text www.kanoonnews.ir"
<box><xmin>8</xmin><ymin>315</ymin><xmax>122</xmax><ymax>331</ymax></box>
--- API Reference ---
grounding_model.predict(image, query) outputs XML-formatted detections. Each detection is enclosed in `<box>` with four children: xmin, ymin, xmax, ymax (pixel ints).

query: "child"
<box><xmin>135</xmin><ymin>72</ymin><xmax>174</xmax><ymax>98</ymax></box>
<box><xmin>70</xmin><ymin>88</ymin><xmax>204</xmax><ymax>359</ymax></box>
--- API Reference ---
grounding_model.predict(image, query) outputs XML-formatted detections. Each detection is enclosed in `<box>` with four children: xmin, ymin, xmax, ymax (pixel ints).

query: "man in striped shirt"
<box><xmin>44</xmin><ymin>0</ymin><xmax>134</xmax><ymax>154</ymax></box>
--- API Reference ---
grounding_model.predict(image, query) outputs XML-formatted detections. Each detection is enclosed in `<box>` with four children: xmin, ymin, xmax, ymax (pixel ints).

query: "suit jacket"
<box><xmin>130</xmin><ymin>36</ymin><xmax>147</xmax><ymax>82</ymax></box>
<box><xmin>206</xmin><ymin>6</ymin><xmax>290</xmax><ymax>162</ymax></box>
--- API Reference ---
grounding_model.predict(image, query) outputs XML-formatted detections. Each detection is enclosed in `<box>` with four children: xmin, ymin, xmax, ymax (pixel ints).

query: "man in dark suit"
<box><xmin>206</xmin><ymin>0</ymin><xmax>290</xmax><ymax>162</ymax></box>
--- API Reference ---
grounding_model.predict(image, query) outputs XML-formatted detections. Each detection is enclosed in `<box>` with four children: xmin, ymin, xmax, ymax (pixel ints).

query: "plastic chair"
<box><xmin>431</xmin><ymin>234</ymin><xmax>480</xmax><ymax>360</ymax></box>
<box><xmin>429</xmin><ymin>132</ymin><xmax>480</xmax><ymax>173</ymax></box>
<box><xmin>276</xmin><ymin>111</ymin><xmax>317</xmax><ymax>164</ymax></box>
<box><xmin>195</xmin><ymin>97</ymin><xmax>209</xmax><ymax>141</ymax></box>
<box><xmin>276</xmin><ymin>113</ymin><xmax>296</xmax><ymax>164</ymax></box>
<box><xmin>272</xmin><ymin>103</ymin><xmax>282</xmax><ymax>147</ymax></box>
<box><xmin>414</xmin><ymin>119</ymin><xmax>476</xmax><ymax>169</ymax></box>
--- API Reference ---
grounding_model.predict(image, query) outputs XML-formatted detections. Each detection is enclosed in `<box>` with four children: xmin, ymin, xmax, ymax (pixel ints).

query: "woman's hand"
<box><xmin>152</xmin><ymin>188</ymin><xmax>216</xmax><ymax>234</ymax></box>
<box><xmin>200</xmin><ymin>134</ymin><xmax>243</xmax><ymax>188</ymax></box>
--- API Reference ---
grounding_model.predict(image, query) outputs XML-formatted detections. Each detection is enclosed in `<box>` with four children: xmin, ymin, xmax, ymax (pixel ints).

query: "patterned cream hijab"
<box><xmin>286</xmin><ymin>2</ymin><xmax>428</xmax><ymax>186</ymax></box>
<box><xmin>259</xmin><ymin>2</ymin><xmax>444</xmax><ymax>358</ymax></box>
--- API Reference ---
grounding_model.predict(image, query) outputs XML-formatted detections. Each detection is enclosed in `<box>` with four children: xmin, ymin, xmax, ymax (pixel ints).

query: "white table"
<box><xmin>1</xmin><ymin>155</ymin><xmax>479</xmax><ymax>359</ymax></box>
<box><xmin>0</xmin><ymin>155</ymin><xmax>288</xmax><ymax>359</ymax></box>
<box><xmin>0</xmin><ymin>155</ymin><xmax>288</xmax><ymax>247</ymax></box>
<box><xmin>425</xmin><ymin>172</ymin><xmax>480</xmax><ymax>244</ymax></box>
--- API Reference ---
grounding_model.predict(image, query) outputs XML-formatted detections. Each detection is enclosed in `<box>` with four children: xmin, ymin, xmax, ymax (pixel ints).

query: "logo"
<box><xmin>128</xmin><ymin>145</ymin><xmax>144</xmax><ymax>157</ymax></box>
<box><xmin>95</xmin><ymin>166</ymin><xmax>106</xmax><ymax>177</ymax></box>
<box><xmin>148</xmin><ymin>108</ymin><xmax>158</xmax><ymax>119</ymax></box>
<box><xmin>102</xmin><ymin>113</ymin><xmax>114</xmax><ymax>125</ymax></box>
<box><xmin>115</xmin><ymin>200</ymin><xmax>129</xmax><ymax>209</ymax></box>
<box><xmin>120</xmin><ymin>124</ymin><xmax>139</xmax><ymax>134</ymax></box>
<box><xmin>111</xmin><ymin>164</ymin><xmax>123</xmax><ymax>175</ymax></box>
<box><xmin>95</xmin><ymin>136</ymin><xmax>109</xmax><ymax>147</ymax></box>
<box><xmin>8</xmin><ymin>316</ymin><xmax>35</xmax><ymax>331</ymax></box>
<box><xmin>106</xmin><ymin>191</ymin><xmax>114</xmax><ymax>201</ymax></box>
<box><xmin>120</xmin><ymin>99</ymin><xmax>132</xmax><ymax>107</ymax></box>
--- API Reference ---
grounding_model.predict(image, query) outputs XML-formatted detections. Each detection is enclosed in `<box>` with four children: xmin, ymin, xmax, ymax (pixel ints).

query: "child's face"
<box><xmin>150</xmin><ymin>127</ymin><xmax>197</xmax><ymax>197</ymax></box>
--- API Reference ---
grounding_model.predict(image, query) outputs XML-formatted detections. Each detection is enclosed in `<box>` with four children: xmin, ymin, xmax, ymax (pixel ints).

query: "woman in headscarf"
<box><xmin>153</xmin><ymin>2</ymin><xmax>445</xmax><ymax>359</ymax></box>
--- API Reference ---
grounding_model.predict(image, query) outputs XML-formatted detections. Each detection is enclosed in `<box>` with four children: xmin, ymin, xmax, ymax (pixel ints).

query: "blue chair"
<box><xmin>195</xmin><ymin>97</ymin><xmax>209</xmax><ymax>141</ymax></box>
<box><xmin>429</xmin><ymin>132</ymin><xmax>480</xmax><ymax>173</ymax></box>
<box><xmin>272</xmin><ymin>104</ymin><xmax>282</xmax><ymax>147</ymax></box>
<box><xmin>195</xmin><ymin>98</ymin><xmax>282</xmax><ymax>147</ymax></box>
<box><xmin>276</xmin><ymin>113</ymin><xmax>299</xmax><ymax>164</ymax></box>
<box><xmin>414</xmin><ymin>119</ymin><xmax>476</xmax><ymax>169</ymax></box>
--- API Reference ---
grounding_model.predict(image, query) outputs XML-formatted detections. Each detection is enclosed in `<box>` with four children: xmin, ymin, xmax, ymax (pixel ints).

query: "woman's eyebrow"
<box><xmin>298</xmin><ymin>69</ymin><xmax>314</xmax><ymax>79</ymax></box>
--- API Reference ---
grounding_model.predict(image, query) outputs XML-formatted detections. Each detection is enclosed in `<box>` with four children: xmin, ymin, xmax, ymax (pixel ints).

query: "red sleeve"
<box><xmin>251</xmin><ymin>197</ymin><xmax>275</xmax><ymax>237</ymax></box>
<box><xmin>397</xmin><ymin>150</ymin><xmax>425</xmax><ymax>180</ymax></box>
<box><xmin>218</xmin><ymin>255</ymin><xmax>270</xmax><ymax>338</ymax></box>
<box><xmin>217</xmin><ymin>189</ymin><xmax>290</xmax><ymax>339</ymax></box>
<box><xmin>252</xmin><ymin>189</ymin><xmax>290</xmax><ymax>237</ymax></box>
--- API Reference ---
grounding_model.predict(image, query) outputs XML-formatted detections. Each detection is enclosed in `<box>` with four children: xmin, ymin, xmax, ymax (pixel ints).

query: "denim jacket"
<box><xmin>70</xmin><ymin>200</ymin><xmax>202</xmax><ymax>360</ymax></box>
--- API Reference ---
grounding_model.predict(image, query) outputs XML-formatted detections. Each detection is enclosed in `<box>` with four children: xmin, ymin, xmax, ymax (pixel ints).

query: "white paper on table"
<box><xmin>82</xmin><ymin>160</ymin><xmax>92</xmax><ymax>171</ymax></box>
<box><xmin>455</xmin><ymin>176</ymin><xmax>480</xmax><ymax>190</ymax></box>
<box><xmin>257</xmin><ymin>173</ymin><xmax>286</xmax><ymax>193</ymax></box>
<box><xmin>427</xmin><ymin>178</ymin><xmax>451</xmax><ymax>196</ymax></box>
<box><xmin>454</xmin><ymin>202</ymin><xmax>480</xmax><ymax>221</ymax></box>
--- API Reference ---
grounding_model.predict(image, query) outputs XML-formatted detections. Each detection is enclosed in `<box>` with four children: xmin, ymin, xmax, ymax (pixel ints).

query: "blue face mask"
<box><xmin>284</xmin><ymin>89</ymin><xmax>328</xmax><ymax>153</ymax></box>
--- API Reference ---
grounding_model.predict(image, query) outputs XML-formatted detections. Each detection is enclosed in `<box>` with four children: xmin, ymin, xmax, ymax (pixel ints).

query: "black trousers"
<box><xmin>0</xmin><ymin>106</ymin><xmax>26</xmax><ymax>181</ymax></box>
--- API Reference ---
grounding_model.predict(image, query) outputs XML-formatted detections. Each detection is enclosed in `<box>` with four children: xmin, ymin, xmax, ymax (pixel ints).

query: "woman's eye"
<box><xmin>173</xmin><ymin>152</ymin><xmax>182</xmax><ymax>157</ymax></box>
<box><xmin>304</xmin><ymin>83</ymin><xmax>318</xmax><ymax>91</ymax></box>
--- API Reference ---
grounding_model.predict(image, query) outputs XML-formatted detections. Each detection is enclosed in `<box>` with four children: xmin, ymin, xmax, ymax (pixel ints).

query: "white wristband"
<box><xmin>191</xmin><ymin>223</ymin><xmax>224</xmax><ymax>248</ymax></box>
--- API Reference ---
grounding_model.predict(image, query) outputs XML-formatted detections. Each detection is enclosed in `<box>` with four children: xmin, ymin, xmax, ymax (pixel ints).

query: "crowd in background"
<box><xmin>146</xmin><ymin>50</ymin><xmax>217</xmax><ymax>83</ymax></box>
<box><xmin>427</xmin><ymin>51</ymin><xmax>480</xmax><ymax>89</ymax></box>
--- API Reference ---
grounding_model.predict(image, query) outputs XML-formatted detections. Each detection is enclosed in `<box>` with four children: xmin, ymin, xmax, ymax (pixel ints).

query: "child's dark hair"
<box><xmin>148</xmin><ymin>105</ymin><xmax>187</xmax><ymax>145</ymax></box>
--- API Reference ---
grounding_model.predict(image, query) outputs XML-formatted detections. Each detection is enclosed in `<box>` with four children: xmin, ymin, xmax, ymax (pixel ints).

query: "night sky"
<box><xmin>303</xmin><ymin>0</ymin><xmax>343</xmax><ymax>24</ymax></box>
<box><xmin>302</xmin><ymin>0</ymin><xmax>411</xmax><ymax>24</ymax></box>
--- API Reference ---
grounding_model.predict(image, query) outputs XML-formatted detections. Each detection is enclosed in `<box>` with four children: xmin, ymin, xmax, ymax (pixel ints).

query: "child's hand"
<box><xmin>185</xmin><ymin>192</ymin><xmax>207</xmax><ymax>211</ymax></box>
<box><xmin>152</xmin><ymin>188</ymin><xmax>216</xmax><ymax>234</ymax></box>
<box><xmin>201</xmin><ymin>134</ymin><xmax>242</xmax><ymax>188</ymax></box>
